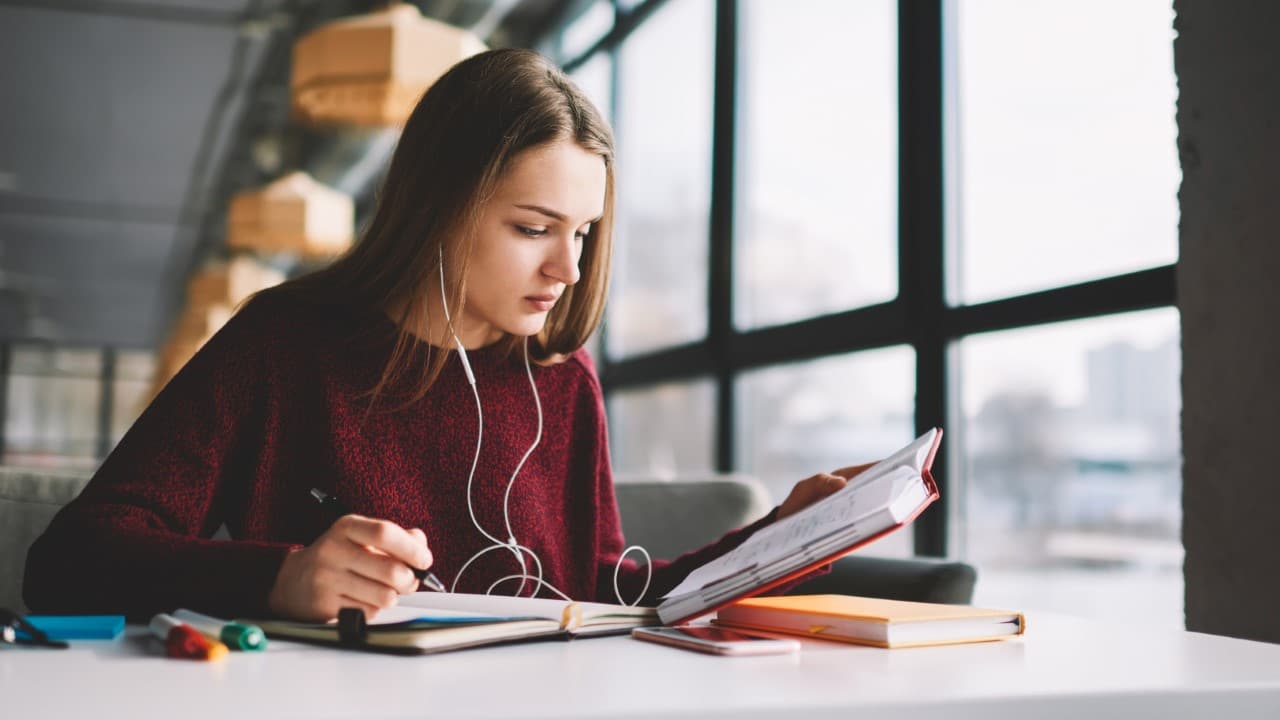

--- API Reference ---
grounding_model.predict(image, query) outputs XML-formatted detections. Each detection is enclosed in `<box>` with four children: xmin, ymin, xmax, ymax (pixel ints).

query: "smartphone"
<box><xmin>631</xmin><ymin>625</ymin><xmax>800</xmax><ymax>656</ymax></box>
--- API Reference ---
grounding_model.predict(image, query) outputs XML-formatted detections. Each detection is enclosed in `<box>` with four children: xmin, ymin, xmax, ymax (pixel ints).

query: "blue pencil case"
<box><xmin>20</xmin><ymin>615</ymin><xmax>126</xmax><ymax>640</ymax></box>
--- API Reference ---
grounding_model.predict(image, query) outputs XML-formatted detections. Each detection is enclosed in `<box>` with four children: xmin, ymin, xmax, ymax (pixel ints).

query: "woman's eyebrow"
<box><xmin>515</xmin><ymin>204</ymin><xmax>603</xmax><ymax>224</ymax></box>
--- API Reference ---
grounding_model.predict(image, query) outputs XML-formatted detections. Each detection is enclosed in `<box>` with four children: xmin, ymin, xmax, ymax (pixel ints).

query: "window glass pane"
<box><xmin>608</xmin><ymin>0</ymin><xmax>713</xmax><ymax>358</ymax></box>
<box><xmin>11</xmin><ymin>345</ymin><xmax>101</xmax><ymax>376</ymax></box>
<box><xmin>4</xmin><ymin>374</ymin><xmax>101</xmax><ymax>469</ymax></box>
<box><xmin>110</xmin><ymin>350</ymin><xmax>156</xmax><ymax>446</ymax></box>
<box><xmin>608</xmin><ymin>378</ymin><xmax>716</xmax><ymax>478</ymax></box>
<box><xmin>955</xmin><ymin>308</ymin><xmax>1182</xmax><ymax>627</ymax></box>
<box><xmin>561</xmin><ymin>0</ymin><xmax>616</xmax><ymax>61</ymax></box>
<box><xmin>569</xmin><ymin>52</ymin><xmax>613</xmax><ymax>124</ymax></box>
<box><xmin>947</xmin><ymin>0</ymin><xmax>1179</xmax><ymax>305</ymax></box>
<box><xmin>569</xmin><ymin>52</ymin><xmax>613</xmax><ymax>365</ymax></box>
<box><xmin>737</xmin><ymin>346</ymin><xmax>915</xmax><ymax>557</ymax></box>
<box><xmin>114</xmin><ymin>349</ymin><xmax>156</xmax><ymax>382</ymax></box>
<box><xmin>735</xmin><ymin>0</ymin><xmax>897</xmax><ymax>329</ymax></box>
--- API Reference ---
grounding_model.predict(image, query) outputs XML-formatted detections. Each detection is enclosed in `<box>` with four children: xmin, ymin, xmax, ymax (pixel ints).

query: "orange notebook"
<box><xmin>714</xmin><ymin>594</ymin><xmax>1026</xmax><ymax>649</ymax></box>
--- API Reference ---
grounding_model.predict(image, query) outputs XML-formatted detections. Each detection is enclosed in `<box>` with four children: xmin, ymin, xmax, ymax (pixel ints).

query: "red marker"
<box><xmin>148</xmin><ymin>613</ymin><xmax>228</xmax><ymax>660</ymax></box>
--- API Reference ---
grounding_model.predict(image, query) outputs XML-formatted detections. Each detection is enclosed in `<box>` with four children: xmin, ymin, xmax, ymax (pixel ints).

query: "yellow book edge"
<box><xmin>711</xmin><ymin>616</ymin><xmax>1026</xmax><ymax>649</ymax></box>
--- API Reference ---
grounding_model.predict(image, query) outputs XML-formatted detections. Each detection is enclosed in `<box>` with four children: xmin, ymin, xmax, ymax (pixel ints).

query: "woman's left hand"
<box><xmin>776</xmin><ymin>462</ymin><xmax>877</xmax><ymax>520</ymax></box>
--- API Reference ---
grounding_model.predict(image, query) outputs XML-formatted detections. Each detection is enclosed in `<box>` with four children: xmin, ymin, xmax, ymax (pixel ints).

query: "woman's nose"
<box><xmin>545</xmin><ymin>234</ymin><xmax>581</xmax><ymax>285</ymax></box>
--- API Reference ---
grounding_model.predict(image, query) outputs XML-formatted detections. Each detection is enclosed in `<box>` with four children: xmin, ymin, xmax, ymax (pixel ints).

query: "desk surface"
<box><xmin>4</xmin><ymin>611</ymin><xmax>1280</xmax><ymax>720</ymax></box>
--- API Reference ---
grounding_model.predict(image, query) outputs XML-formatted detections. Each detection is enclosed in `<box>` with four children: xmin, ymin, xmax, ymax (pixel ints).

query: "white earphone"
<box><xmin>435</xmin><ymin>245</ymin><xmax>651</xmax><ymax>605</ymax></box>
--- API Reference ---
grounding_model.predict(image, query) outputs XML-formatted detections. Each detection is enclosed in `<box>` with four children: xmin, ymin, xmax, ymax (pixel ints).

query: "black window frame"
<box><xmin>545</xmin><ymin>0</ymin><xmax>1177</xmax><ymax>557</ymax></box>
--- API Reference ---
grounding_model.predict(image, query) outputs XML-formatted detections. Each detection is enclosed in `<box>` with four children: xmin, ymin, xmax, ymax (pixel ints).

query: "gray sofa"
<box><xmin>1</xmin><ymin>466</ymin><xmax>93</xmax><ymax>612</ymax></box>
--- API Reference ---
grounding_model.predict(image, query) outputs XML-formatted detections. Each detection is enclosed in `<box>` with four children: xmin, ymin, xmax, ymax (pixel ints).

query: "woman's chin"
<box><xmin>503</xmin><ymin>317</ymin><xmax>549</xmax><ymax>338</ymax></box>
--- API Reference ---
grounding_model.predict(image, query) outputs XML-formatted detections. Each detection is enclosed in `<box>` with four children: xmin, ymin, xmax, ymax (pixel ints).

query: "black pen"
<box><xmin>309</xmin><ymin>488</ymin><xmax>448</xmax><ymax>593</ymax></box>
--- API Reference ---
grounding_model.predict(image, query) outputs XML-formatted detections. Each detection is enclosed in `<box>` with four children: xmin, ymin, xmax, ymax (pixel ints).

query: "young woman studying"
<box><xmin>23</xmin><ymin>49</ymin><xmax>865</xmax><ymax>622</ymax></box>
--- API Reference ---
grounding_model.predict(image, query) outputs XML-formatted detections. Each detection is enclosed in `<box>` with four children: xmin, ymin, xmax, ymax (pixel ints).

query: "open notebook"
<box><xmin>655</xmin><ymin>428</ymin><xmax>942</xmax><ymax>625</ymax></box>
<box><xmin>245</xmin><ymin>593</ymin><xmax>658</xmax><ymax>655</ymax></box>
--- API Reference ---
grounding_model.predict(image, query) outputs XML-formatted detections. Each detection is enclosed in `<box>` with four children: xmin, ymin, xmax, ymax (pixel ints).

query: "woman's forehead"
<box><xmin>495</xmin><ymin>141</ymin><xmax>606</xmax><ymax>222</ymax></box>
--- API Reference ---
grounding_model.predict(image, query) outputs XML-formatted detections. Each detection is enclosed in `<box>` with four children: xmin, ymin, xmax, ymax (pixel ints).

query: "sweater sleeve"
<box><xmin>22</xmin><ymin>297</ymin><xmax>297</xmax><ymax>621</ymax></box>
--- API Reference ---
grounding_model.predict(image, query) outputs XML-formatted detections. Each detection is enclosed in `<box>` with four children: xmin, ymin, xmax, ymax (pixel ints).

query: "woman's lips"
<box><xmin>525</xmin><ymin>295</ymin><xmax>556</xmax><ymax>311</ymax></box>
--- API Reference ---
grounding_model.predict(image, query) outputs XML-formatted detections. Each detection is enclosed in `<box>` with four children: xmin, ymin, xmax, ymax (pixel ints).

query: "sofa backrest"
<box><xmin>0</xmin><ymin>466</ymin><xmax>92</xmax><ymax>612</ymax></box>
<box><xmin>612</xmin><ymin>474</ymin><xmax>774</xmax><ymax>560</ymax></box>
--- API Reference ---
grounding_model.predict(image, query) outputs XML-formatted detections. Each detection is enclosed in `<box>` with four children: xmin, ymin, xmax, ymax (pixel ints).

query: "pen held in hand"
<box><xmin>309</xmin><ymin>487</ymin><xmax>447</xmax><ymax>593</ymax></box>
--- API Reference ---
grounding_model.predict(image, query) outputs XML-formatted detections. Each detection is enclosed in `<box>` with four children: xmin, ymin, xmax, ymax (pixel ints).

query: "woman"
<box><xmin>24</xmin><ymin>49</ymin><xmax>859</xmax><ymax>622</ymax></box>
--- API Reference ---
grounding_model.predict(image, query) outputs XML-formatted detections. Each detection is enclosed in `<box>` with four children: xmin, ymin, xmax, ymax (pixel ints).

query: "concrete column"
<box><xmin>1176</xmin><ymin>0</ymin><xmax>1280</xmax><ymax>642</ymax></box>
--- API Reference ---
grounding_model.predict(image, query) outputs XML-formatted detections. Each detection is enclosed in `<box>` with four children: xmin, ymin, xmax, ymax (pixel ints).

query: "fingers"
<box><xmin>333</xmin><ymin>569</ymin><xmax>403</xmax><ymax>612</ymax></box>
<box><xmin>831</xmin><ymin>462</ymin><xmax>876</xmax><ymax>479</ymax></box>
<box><xmin>269</xmin><ymin>516</ymin><xmax>435</xmax><ymax>622</ymax></box>
<box><xmin>336</xmin><ymin>538</ymin><xmax>420</xmax><ymax>595</ymax></box>
<box><xmin>800</xmin><ymin>472</ymin><xmax>846</xmax><ymax>496</ymax></box>
<box><xmin>337</xmin><ymin>515</ymin><xmax>432</xmax><ymax>570</ymax></box>
<box><xmin>778</xmin><ymin>473</ymin><xmax>847</xmax><ymax>520</ymax></box>
<box><xmin>814</xmin><ymin>473</ymin><xmax>848</xmax><ymax>497</ymax></box>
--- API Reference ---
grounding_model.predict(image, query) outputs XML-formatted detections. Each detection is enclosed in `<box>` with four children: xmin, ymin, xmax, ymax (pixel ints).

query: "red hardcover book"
<box><xmin>657</xmin><ymin>428</ymin><xmax>943</xmax><ymax>626</ymax></box>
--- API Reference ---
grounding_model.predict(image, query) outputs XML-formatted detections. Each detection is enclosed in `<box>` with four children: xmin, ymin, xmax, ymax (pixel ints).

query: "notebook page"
<box><xmin>399</xmin><ymin>592</ymin><xmax>655</xmax><ymax>620</ymax></box>
<box><xmin>367</xmin><ymin>605</ymin><xmax>497</xmax><ymax>624</ymax></box>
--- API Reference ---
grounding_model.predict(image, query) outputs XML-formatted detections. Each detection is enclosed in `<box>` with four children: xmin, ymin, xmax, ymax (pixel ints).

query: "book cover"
<box><xmin>714</xmin><ymin>594</ymin><xmax>1026</xmax><ymax>648</ymax></box>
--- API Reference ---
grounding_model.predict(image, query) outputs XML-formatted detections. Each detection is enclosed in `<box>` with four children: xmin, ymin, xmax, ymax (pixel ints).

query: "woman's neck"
<box><xmin>383</xmin><ymin>297</ymin><xmax>501</xmax><ymax>350</ymax></box>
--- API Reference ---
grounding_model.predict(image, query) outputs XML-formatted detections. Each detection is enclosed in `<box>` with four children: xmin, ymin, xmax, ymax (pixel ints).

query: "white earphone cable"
<box><xmin>439</xmin><ymin>256</ymin><xmax>504</xmax><ymax>551</ymax></box>
<box><xmin>437</xmin><ymin>249</ymin><xmax>652</xmax><ymax>606</ymax></box>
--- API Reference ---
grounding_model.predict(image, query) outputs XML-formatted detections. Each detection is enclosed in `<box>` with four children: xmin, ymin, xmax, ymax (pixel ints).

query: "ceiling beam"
<box><xmin>0</xmin><ymin>0</ymin><xmax>278</xmax><ymax>27</ymax></box>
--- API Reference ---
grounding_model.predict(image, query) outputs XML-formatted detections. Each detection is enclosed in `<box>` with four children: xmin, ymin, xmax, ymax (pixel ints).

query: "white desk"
<box><xmin>5</xmin><ymin>611</ymin><xmax>1280</xmax><ymax>719</ymax></box>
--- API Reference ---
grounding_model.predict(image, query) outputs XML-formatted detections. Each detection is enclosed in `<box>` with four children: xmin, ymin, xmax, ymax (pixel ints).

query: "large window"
<box><xmin>559</xmin><ymin>0</ymin><xmax>616</xmax><ymax>61</ymax></box>
<box><xmin>948</xmin><ymin>0</ymin><xmax>1179</xmax><ymax>304</ymax></box>
<box><xmin>608</xmin><ymin>0</ymin><xmax>714</xmax><ymax>357</ymax></box>
<box><xmin>608</xmin><ymin>378</ymin><xmax>716</xmax><ymax>478</ymax></box>
<box><xmin>956</xmin><ymin>309</ymin><xmax>1181</xmax><ymax>625</ymax></box>
<box><xmin>735</xmin><ymin>0</ymin><xmax>898</xmax><ymax>329</ymax></box>
<box><xmin>945</xmin><ymin>0</ymin><xmax>1182</xmax><ymax>621</ymax></box>
<box><xmin>554</xmin><ymin>0</ymin><xmax>1181</xmax><ymax>627</ymax></box>
<box><xmin>737</xmin><ymin>346</ymin><xmax>916</xmax><ymax>558</ymax></box>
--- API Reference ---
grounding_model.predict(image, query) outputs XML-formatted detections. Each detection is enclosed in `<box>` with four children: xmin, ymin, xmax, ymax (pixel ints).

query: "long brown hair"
<box><xmin>279</xmin><ymin>48</ymin><xmax>615</xmax><ymax>411</ymax></box>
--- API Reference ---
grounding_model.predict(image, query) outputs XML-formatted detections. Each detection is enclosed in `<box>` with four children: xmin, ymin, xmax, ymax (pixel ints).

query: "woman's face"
<box><xmin>451</xmin><ymin>139</ymin><xmax>606</xmax><ymax>348</ymax></box>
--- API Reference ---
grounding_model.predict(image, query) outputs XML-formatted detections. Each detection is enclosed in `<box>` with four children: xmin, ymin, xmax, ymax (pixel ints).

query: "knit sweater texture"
<box><xmin>23</xmin><ymin>290</ymin><xmax>784</xmax><ymax>620</ymax></box>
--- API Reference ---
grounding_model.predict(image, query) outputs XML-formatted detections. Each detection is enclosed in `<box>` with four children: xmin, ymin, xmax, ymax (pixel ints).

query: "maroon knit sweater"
<box><xmin>23</xmin><ymin>290</ymin><xmax>783</xmax><ymax>620</ymax></box>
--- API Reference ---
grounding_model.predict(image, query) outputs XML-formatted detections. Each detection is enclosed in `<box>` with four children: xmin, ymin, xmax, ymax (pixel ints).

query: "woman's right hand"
<box><xmin>267</xmin><ymin>515</ymin><xmax>433</xmax><ymax>622</ymax></box>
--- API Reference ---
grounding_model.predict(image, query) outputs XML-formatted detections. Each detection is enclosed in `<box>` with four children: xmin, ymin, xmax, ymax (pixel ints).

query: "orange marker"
<box><xmin>148</xmin><ymin>613</ymin><xmax>228</xmax><ymax>660</ymax></box>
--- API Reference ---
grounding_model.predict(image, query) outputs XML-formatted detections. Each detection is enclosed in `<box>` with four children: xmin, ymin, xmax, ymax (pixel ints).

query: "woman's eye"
<box><xmin>516</xmin><ymin>225</ymin><xmax>546</xmax><ymax>237</ymax></box>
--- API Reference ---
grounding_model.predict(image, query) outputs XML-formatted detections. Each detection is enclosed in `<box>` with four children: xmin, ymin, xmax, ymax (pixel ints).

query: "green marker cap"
<box><xmin>219</xmin><ymin>622</ymin><xmax>267</xmax><ymax>651</ymax></box>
